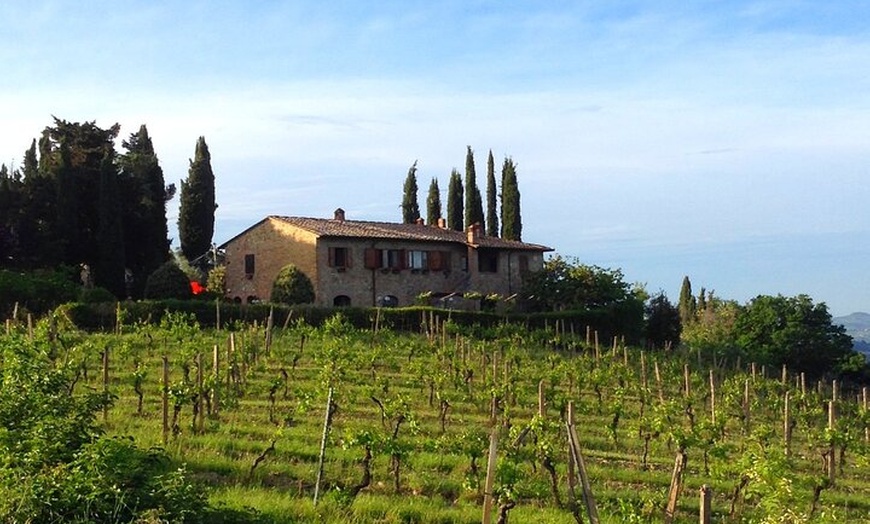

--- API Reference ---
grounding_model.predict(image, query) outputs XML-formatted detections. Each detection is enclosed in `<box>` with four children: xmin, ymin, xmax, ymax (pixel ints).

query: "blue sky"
<box><xmin>2</xmin><ymin>1</ymin><xmax>869</xmax><ymax>315</ymax></box>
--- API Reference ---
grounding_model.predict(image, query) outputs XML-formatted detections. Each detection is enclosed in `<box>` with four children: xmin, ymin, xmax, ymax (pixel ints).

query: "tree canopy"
<box><xmin>734</xmin><ymin>294</ymin><xmax>854</xmax><ymax>378</ymax></box>
<box><xmin>446</xmin><ymin>169</ymin><xmax>463</xmax><ymax>231</ymax></box>
<box><xmin>178</xmin><ymin>136</ymin><xmax>217</xmax><ymax>263</ymax></box>
<box><xmin>401</xmin><ymin>161</ymin><xmax>420</xmax><ymax>224</ymax></box>
<box><xmin>426</xmin><ymin>177</ymin><xmax>441</xmax><ymax>227</ymax></box>
<box><xmin>500</xmin><ymin>157</ymin><xmax>521</xmax><ymax>240</ymax></box>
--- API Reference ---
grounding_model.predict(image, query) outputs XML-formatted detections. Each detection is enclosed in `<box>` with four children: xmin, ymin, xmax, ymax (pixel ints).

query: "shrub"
<box><xmin>0</xmin><ymin>268</ymin><xmax>79</xmax><ymax>317</ymax></box>
<box><xmin>144</xmin><ymin>262</ymin><xmax>192</xmax><ymax>300</ymax></box>
<box><xmin>270</xmin><ymin>264</ymin><xmax>315</xmax><ymax>305</ymax></box>
<box><xmin>78</xmin><ymin>286</ymin><xmax>117</xmax><ymax>304</ymax></box>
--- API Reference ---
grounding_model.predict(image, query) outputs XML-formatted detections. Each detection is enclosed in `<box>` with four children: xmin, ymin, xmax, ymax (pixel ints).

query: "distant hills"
<box><xmin>833</xmin><ymin>312</ymin><xmax>870</xmax><ymax>358</ymax></box>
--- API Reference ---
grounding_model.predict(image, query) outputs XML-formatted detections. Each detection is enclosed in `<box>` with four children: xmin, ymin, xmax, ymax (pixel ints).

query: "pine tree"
<box><xmin>500</xmin><ymin>157</ymin><xmax>522</xmax><ymax>240</ymax></box>
<box><xmin>95</xmin><ymin>151</ymin><xmax>125</xmax><ymax>297</ymax></box>
<box><xmin>678</xmin><ymin>276</ymin><xmax>696</xmax><ymax>325</ymax></box>
<box><xmin>178</xmin><ymin>137</ymin><xmax>217</xmax><ymax>264</ymax></box>
<box><xmin>446</xmin><ymin>169</ymin><xmax>464</xmax><ymax>231</ymax></box>
<box><xmin>401</xmin><ymin>160</ymin><xmax>421</xmax><ymax>223</ymax></box>
<box><xmin>464</xmin><ymin>146</ymin><xmax>484</xmax><ymax>230</ymax></box>
<box><xmin>120</xmin><ymin>125</ymin><xmax>171</xmax><ymax>296</ymax></box>
<box><xmin>426</xmin><ymin>177</ymin><xmax>441</xmax><ymax>227</ymax></box>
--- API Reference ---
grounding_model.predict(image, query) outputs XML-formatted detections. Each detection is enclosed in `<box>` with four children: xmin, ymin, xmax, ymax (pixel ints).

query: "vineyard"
<box><xmin>3</xmin><ymin>308</ymin><xmax>870</xmax><ymax>523</ymax></box>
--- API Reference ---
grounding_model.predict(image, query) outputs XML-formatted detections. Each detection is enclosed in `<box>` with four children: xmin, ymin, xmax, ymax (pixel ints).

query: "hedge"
<box><xmin>54</xmin><ymin>299</ymin><xmax>643</xmax><ymax>345</ymax></box>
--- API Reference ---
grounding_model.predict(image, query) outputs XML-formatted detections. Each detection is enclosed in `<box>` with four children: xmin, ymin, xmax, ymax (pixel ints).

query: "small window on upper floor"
<box><xmin>382</xmin><ymin>249</ymin><xmax>404</xmax><ymax>270</ymax></box>
<box><xmin>479</xmin><ymin>250</ymin><xmax>498</xmax><ymax>273</ymax></box>
<box><xmin>244</xmin><ymin>254</ymin><xmax>255</xmax><ymax>278</ymax></box>
<box><xmin>407</xmin><ymin>250</ymin><xmax>428</xmax><ymax>270</ymax></box>
<box><xmin>329</xmin><ymin>247</ymin><xmax>351</xmax><ymax>269</ymax></box>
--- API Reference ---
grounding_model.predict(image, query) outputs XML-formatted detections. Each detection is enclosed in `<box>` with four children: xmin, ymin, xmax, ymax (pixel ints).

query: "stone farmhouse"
<box><xmin>218</xmin><ymin>208</ymin><xmax>552</xmax><ymax>308</ymax></box>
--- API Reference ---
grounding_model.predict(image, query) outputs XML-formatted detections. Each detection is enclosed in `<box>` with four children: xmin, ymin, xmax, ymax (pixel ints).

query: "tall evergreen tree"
<box><xmin>446</xmin><ymin>169</ymin><xmax>464</xmax><ymax>231</ymax></box>
<box><xmin>678</xmin><ymin>276</ymin><xmax>696</xmax><ymax>325</ymax></box>
<box><xmin>401</xmin><ymin>160</ymin><xmax>420</xmax><ymax>224</ymax></box>
<box><xmin>485</xmin><ymin>149</ymin><xmax>498</xmax><ymax>237</ymax></box>
<box><xmin>45</xmin><ymin>119</ymin><xmax>121</xmax><ymax>267</ymax></box>
<box><xmin>500</xmin><ymin>157</ymin><xmax>522</xmax><ymax>241</ymax></box>
<box><xmin>426</xmin><ymin>177</ymin><xmax>441</xmax><ymax>227</ymax></box>
<box><xmin>464</xmin><ymin>146</ymin><xmax>484</xmax><ymax>230</ymax></box>
<box><xmin>95</xmin><ymin>151</ymin><xmax>125</xmax><ymax>297</ymax></box>
<box><xmin>178</xmin><ymin>137</ymin><xmax>217</xmax><ymax>264</ymax></box>
<box><xmin>120</xmin><ymin>125</ymin><xmax>172</xmax><ymax>296</ymax></box>
<box><xmin>22</xmin><ymin>139</ymin><xmax>38</xmax><ymax>180</ymax></box>
<box><xmin>17</xmin><ymin>138</ymin><xmax>58</xmax><ymax>267</ymax></box>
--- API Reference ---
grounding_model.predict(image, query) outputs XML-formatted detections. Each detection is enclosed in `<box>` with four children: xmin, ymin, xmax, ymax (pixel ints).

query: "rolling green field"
<box><xmin>7</xmin><ymin>310</ymin><xmax>870</xmax><ymax>523</ymax></box>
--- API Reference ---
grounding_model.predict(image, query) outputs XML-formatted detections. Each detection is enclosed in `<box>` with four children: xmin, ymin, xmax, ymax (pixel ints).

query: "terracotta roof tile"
<box><xmin>271</xmin><ymin>216</ymin><xmax>552</xmax><ymax>251</ymax></box>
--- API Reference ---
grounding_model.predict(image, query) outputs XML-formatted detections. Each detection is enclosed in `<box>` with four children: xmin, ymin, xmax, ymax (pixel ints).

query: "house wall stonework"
<box><xmin>223</xmin><ymin>218</ymin><xmax>318</xmax><ymax>303</ymax></box>
<box><xmin>221</xmin><ymin>216</ymin><xmax>547</xmax><ymax>308</ymax></box>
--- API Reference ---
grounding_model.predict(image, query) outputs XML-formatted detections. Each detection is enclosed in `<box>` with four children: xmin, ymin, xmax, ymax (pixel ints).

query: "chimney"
<box><xmin>467</xmin><ymin>223</ymin><xmax>481</xmax><ymax>244</ymax></box>
<box><xmin>415</xmin><ymin>217</ymin><xmax>424</xmax><ymax>225</ymax></box>
<box><xmin>334</xmin><ymin>208</ymin><xmax>345</xmax><ymax>221</ymax></box>
<box><xmin>437</xmin><ymin>217</ymin><xmax>446</xmax><ymax>229</ymax></box>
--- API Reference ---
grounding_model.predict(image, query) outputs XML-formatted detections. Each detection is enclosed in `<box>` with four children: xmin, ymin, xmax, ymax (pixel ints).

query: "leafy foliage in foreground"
<box><xmin>0</xmin><ymin>332</ymin><xmax>216</xmax><ymax>523</ymax></box>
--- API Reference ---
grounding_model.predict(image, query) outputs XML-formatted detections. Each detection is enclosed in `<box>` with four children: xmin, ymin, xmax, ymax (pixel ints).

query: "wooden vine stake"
<box><xmin>827</xmin><ymin>400</ymin><xmax>836</xmax><ymax>484</ymax></box>
<box><xmin>212</xmin><ymin>344</ymin><xmax>220</xmax><ymax>416</ymax></box>
<box><xmin>784</xmin><ymin>391</ymin><xmax>792</xmax><ymax>457</ymax></box>
<box><xmin>699</xmin><ymin>485</ymin><xmax>712</xmax><ymax>524</ymax></box>
<box><xmin>863</xmin><ymin>387</ymin><xmax>868</xmax><ymax>444</ymax></box>
<box><xmin>709</xmin><ymin>370</ymin><xmax>716</xmax><ymax>425</ymax></box>
<box><xmin>481</xmin><ymin>421</ymin><xmax>499</xmax><ymax>524</ymax></box>
<box><xmin>566</xmin><ymin>407</ymin><xmax>599</xmax><ymax>524</ymax></box>
<box><xmin>654</xmin><ymin>361</ymin><xmax>664</xmax><ymax>403</ymax></box>
<box><xmin>265</xmin><ymin>306</ymin><xmax>274</xmax><ymax>356</ymax></box>
<box><xmin>313</xmin><ymin>387</ymin><xmax>335</xmax><ymax>506</ymax></box>
<box><xmin>566</xmin><ymin>402</ymin><xmax>580</xmax><ymax>522</ymax></box>
<box><xmin>743</xmin><ymin>379</ymin><xmax>751</xmax><ymax>434</ymax></box>
<box><xmin>102</xmin><ymin>348</ymin><xmax>110</xmax><ymax>422</ymax></box>
<box><xmin>684</xmin><ymin>363</ymin><xmax>691</xmax><ymax>398</ymax></box>
<box><xmin>664</xmin><ymin>450</ymin><xmax>688</xmax><ymax>524</ymax></box>
<box><xmin>196</xmin><ymin>352</ymin><xmax>204</xmax><ymax>434</ymax></box>
<box><xmin>162</xmin><ymin>356</ymin><xmax>169</xmax><ymax>446</ymax></box>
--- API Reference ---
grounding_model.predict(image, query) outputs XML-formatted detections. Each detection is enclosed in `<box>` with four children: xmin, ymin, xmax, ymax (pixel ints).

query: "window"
<box><xmin>407</xmin><ymin>250</ymin><xmax>428</xmax><ymax>270</ymax></box>
<box><xmin>333</xmin><ymin>295</ymin><xmax>351</xmax><ymax>307</ymax></box>
<box><xmin>478</xmin><ymin>250</ymin><xmax>498</xmax><ymax>273</ymax></box>
<box><xmin>244</xmin><ymin>254</ymin><xmax>255</xmax><ymax>278</ymax></box>
<box><xmin>328</xmin><ymin>247</ymin><xmax>351</xmax><ymax>269</ymax></box>
<box><xmin>382</xmin><ymin>249</ymin><xmax>404</xmax><ymax>270</ymax></box>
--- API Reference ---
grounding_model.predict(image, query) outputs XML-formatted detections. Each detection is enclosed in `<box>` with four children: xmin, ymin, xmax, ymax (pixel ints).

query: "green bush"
<box><xmin>144</xmin><ymin>261</ymin><xmax>193</xmax><ymax>300</ymax></box>
<box><xmin>270</xmin><ymin>264</ymin><xmax>315</xmax><ymax>305</ymax></box>
<box><xmin>78</xmin><ymin>286</ymin><xmax>117</xmax><ymax>304</ymax></box>
<box><xmin>0</xmin><ymin>335</ymin><xmax>212</xmax><ymax>523</ymax></box>
<box><xmin>0</xmin><ymin>268</ymin><xmax>79</xmax><ymax>317</ymax></box>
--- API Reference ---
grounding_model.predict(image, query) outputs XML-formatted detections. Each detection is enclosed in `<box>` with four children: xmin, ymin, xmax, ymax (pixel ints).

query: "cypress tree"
<box><xmin>678</xmin><ymin>276</ymin><xmax>696</xmax><ymax>325</ymax></box>
<box><xmin>120</xmin><ymin>125</ymin><xmax>171</xmax><ymax>296</ymax></box>
<box><xmin>500</xmin><ymin>157</ymin><xmax>522</xmax><ymax>241</ymax></box>
<box><xmin>401</xmin><ymin>160</ymin><xmax>421</xmax><ymax>223</ymax></box>
<box><xmin>426</xmin><ymin>177</ymin><xmax>441</xmax><ymax>227</ymax></box>
<box><xmin>464</xmin><ymin>146</ymin><xmax>484</xmax><ymax>230</ymax></box>
<box><xmin>178</xmin><ymin>137</ymin><xmax>217</xmax><ymax>264</ymax></box>
<box><xmin>95</xmin><ymin>151</ymin><xmax>125</xmax><ymax>297</ymax></box>
<box><xmin>485</xmin><ymin>149</ymin><xmax>498</xmax><ymax>237</ymax></box>
<box><xmin>446</xmin><ymin>169</ymin><xmax>464</xmax><ymax>231</ymax></box>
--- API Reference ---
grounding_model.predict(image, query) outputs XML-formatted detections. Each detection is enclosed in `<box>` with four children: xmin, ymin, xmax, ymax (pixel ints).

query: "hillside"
<box><xmin>834</xmin><ymin>312</ymin><xmax>870</xmax><ymax>357</ymax></box>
